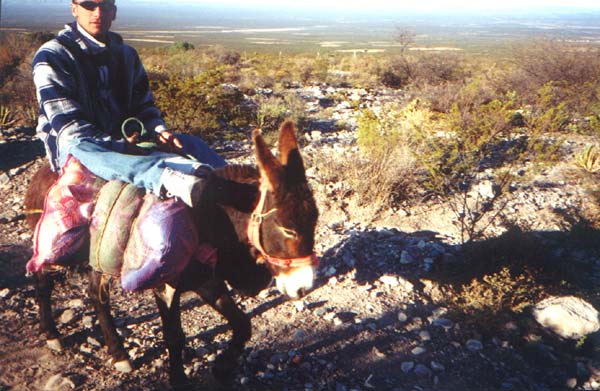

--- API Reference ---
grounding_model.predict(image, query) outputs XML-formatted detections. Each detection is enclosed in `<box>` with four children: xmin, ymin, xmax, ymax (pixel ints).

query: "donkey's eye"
<box><xmin>279</xmin><ymin>227</ymin><xmax>298</xmax><ymax>239</ymax></box>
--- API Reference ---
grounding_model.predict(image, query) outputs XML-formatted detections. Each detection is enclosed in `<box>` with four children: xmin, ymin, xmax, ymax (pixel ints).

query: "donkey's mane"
<box><xmin>215</xmin><ymin>164</ymin><xmax>259</xmax><ymax>185</ymax></box>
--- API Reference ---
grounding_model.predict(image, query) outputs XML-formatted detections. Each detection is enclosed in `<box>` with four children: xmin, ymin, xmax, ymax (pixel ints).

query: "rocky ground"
<box><xmin>3</xmin><ymin>87</ymin><xmax>600</xmax><ymax>391</ymax></box>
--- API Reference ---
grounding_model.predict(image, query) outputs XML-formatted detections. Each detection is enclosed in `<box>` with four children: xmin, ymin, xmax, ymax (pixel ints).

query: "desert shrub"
<box><xmin>506</xmin><ymin>40</ymin><xmax>600</xmax><ymax>133</ymax></box>
<box><xmin>379</xmin><ymin>69</ymin><xmax>405</xmax><ymax>89</ymax></box>
<box><xmin>351</xmin><ymin>100</ymin><xmax>437</xmax><ymax>208</ymax></box>
<box><xmin>521</xmin><ymin>82</ymin><xmax>570</xmax><ymax>134</ymax></box>
<box><xmin>0</xmin><ymin>41</ymin><xmax>22</xmax><ymax>87</ymax></box>
<box><xmin>413</xmin><ymin>81</ymin><xmax>528</xmax><ymax>242</ymax></box>
<box><xmin>417</xmin><ymin>82</ymin><xmax>464</xmax><ymax>113</ymax></box>
<box><xmin>239</xmin><ymin>53</ymin><xmax>291</xmax><ymax>89</ymax></box>
<box><xmin>256</xmin><ymin>96</ymin><xmax>288</xmax><ymax>132</ymax></box>
<box><xmin>0</xmin><ymin>32</ymin><xmax>43</xmax><ymax>111</ymax></box>
<box><xmin>296</xmin><ymin>57</ymin><xmax>329</xmax><ymax>85</ymax></box>
<box><xmin>0</xmin><ymin>32</ymin><xmax>49</xmax><ymax>86</ymax></box>
<box><xmin>416</xmin><ymin>80</ymin><xmax>517</xmax><ymax>192</ymax></box>
<box><xmin>338</xmin><ymin>55</ymin><xmax>381</xmax><ymax>88</ymax></box>
<box><xmin>170</xmin><ymin>41</ymin><xmax>195</xmax><ymax>52</ymax></box>
<box><xmin>379</xmin><ymin>56</ymin><xmax>412</xmax><ymax>88</ymax></box>
<box><xmin>151</xmin><ymin>66</ymin><xmax>248</xmax><ymax>136</ymax></box>
<box><xmin>310</xmin><ymin>146</ymin><xmax>419</xmax><ymax>217</ymax></box>
<box><xmin>378</xmin><ymin>52</ymin><xmax>467</xmax><ymax>89</ymax></box>
<box><xmin>205</xmin><ymin>46</ymin><xmax>241</xmax><ymax>65</ymax></box>
<box><xmin>412</xmin><ymin>52</ymin><xmax>468</xmax><ymax>86</ymax></box>
<box><xmin>256</xmin><ymin>93</ymin><xmax>307</xmax><ymax>141</ymax></box>
<box><xmin>450</xmin><ymin>266</ymin><xmax>545</xmax><ymax>329</ymax></box>
<box><xmin>357</xmin><ymin>100</ymin><xmax>437</xmax><ymax>158</ymax></box>
<box><xmin>512</xmin><ymin>39</ymin><xmax>600</xmax><ymax>89</ymax></box>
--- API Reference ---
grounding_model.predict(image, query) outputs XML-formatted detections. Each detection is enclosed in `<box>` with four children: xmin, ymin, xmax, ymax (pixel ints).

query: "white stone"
<box><xmin>68</xmin><ymin>299</ymin><xmax>84</xmax><ymax>307</ymax></box>
<box><xmin>323</xmin><ymin>312</ymin><xmax>336</xmax><ymax>322</ymax></box>
<box><xmin>0</xmin><ymin>288</ymin><xmax>10</xmax><ymax>298</ymax></box>
<box><xmin>294</xmin><ymin>300</ymin><xmax>306</xmax><ymax>312</ymax></box>
<box><xmin>113</xmin><ymin>359</ymin><xmax>133</xmax><ymax>373</ymax></box>
<box><xmin>46</xmin><ymin>339</ymin><xmax>63</xmax><ymax>352</ymax></box>
<box><xmin>474</xmin><ymin>180</ymin><xmax>498</xmax><ymax>199</ymax></box>
<box><xmin>379</xmin><ymin>275</ymin><xmax>399</xmax><ymax>287</ymax></box>
<box><xmin>59</xmin><ymin>309</ymin><xmax>75</xmax><ymax>325</ymax></box>
<box><xmin>397</xmin><ymin>312</ymin><xmax>408</xmax><ymax>323</ymax></box>
<box><xmin>82</xmin><ymin>316</ymin><xmax>94</xmax><ymax>328</ymax></box>
<box><xmin>533</xmin><ymin>295</ymin><xmax>600</xmax><ymax>339</ymax></box>
<box><xmin>397</xmin><ymin>276</ymin><xmax>414</xmax><ymax>292</ymax></box>
<box><xmin>44</xmin><ymin>374</ymin><xmax>75</xmax><ymax>391</ymax></box>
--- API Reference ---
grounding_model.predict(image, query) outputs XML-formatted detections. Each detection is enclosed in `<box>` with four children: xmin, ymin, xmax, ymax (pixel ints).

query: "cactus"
<box><xmin>20</xmin><ymin>106</ymin><xmax>39</xmax><ymax>128</ymax></box>
<box><xmin>0</xmin><ymin>105</ymin><xmax>17</xmax><ymax>128</ymax></box>
<box><xmin>575</xmin><ymin>144</ymin><xmax>600</xmax><ymax>173</ymax></box>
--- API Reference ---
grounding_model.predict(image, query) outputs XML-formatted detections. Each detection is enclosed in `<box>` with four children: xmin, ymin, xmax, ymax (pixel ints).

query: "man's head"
<box><xmin>71</xmin><ymin>0</ymin><xmax>116</xmax><ymax>41</ymax></box>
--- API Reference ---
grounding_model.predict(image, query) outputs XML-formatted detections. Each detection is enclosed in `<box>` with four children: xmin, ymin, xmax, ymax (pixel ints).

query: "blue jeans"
<box><xmin>59</xmin><ymin>133</ymin><xmax>226</xmax><ymax>196</ymax></box>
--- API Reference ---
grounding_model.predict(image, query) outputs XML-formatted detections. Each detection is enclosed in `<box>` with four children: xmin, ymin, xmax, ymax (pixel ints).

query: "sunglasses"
<box><xmin>76</xmin><ymin>1</ymin><xmax>115</xmax><ymax>12</ymax></box>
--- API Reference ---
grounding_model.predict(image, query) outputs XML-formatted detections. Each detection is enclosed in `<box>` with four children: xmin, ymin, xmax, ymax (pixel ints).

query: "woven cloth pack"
<box><xmin>26</xmin><ymin>156</ymin><xmax>105</xmax><ymax>273</ymax></box>
<box><xmin>28</xmin><ymin>157</ymin><xmax>217</xmax><ymax>291</ymax></box>
<box><xmin>90</xmin><ymin>182</ymin><xmax>208</xmax><ymax>291</ymax></box>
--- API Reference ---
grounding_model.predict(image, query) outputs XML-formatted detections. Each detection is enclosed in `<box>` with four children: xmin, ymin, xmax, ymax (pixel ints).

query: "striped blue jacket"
<box><xmin>32</xmin><ymin>23</ymin><xmax>166</xmax><ymax>171</ymax></box>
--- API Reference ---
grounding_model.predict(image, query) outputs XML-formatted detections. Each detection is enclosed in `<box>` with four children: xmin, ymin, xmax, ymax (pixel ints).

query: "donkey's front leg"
<box><xmin>196</xmin><ymin>279</ymin><xmax>251</xmax><ymax>382</ymax></box>
<box><xmin>34</xmin><ymin>270</ymin><xmax>62</xmax><ymax>352</ymax></box>
<box><xmin>88</xmin><ymin>269</ymin><xmax>132</xmax><ymax>373</ymax></box>
<box><xmin>154</xmin><ymin>285</ymin><xmax>188</xmax><ymax>388</ymax></box>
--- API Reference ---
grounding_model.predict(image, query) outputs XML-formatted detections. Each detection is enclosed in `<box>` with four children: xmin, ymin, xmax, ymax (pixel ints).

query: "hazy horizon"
<box><xmin>2</xmin><ymin>1</ymin><xmax>600</xmax><ymax>53</ymax></box>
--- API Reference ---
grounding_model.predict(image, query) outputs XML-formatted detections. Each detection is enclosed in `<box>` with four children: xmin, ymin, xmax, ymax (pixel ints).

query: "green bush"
<box><xmin>170</xmin><ymin>41</ymin><xmax>195</xmax><ymax>52</ymax></box>
<box><xmin>151</xmin><ymin>66</ymin><xmax>249</xmax><ymax>137</ymax></box>
<box><xmin>450</xmin><ymin>266</ymin><xmax>544</xmax><ymax>329</ymax></box>
<box><xmin>256</xmin><ymin>93</ymin><xmax>307</xmax><ymax>141</ymax></box>
<box><xmin>415</xmin><ymin>80</ymin><xmax>516</xmax><ymax>193</ymax></box>
<box><xmin>350</xmin><ymin>100</ymin><xmax>437</xmax><ymax>208</ymax></box>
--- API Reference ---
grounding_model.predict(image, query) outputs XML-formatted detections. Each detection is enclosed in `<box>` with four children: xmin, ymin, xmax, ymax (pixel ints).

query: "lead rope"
<box><xmin>247</xmin><ymin>184</ymin><xmax>277</xmax><ymax>257</ymax></box>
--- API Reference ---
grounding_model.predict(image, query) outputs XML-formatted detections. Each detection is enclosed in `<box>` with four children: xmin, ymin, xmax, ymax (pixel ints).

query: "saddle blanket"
<box><xmin>26</xmin><ymin>156</ymin><xmax>217</xmax><ymax>291</ymax></box>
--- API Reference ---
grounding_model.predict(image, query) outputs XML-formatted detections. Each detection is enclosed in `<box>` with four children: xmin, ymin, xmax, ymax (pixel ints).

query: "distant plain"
<box><xmin>2</xmin><ymin>1</ymin><xmax>600</xmax><ymax>54</ymax></box>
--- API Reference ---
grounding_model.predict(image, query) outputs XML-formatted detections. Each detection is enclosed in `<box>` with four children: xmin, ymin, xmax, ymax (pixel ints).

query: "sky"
<box><xmin>3</xmin><ymin>0</ymin><xmax>600</xmax><ymax>14</ymax></box>
<box><xmin>169</xmin><ymin>0</ymin><xmax>600</xmax><ymax>11</ymax></box>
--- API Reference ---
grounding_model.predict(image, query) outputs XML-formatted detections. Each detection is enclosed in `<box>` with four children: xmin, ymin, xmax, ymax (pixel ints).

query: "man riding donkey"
<box><xmin>33</xmin><ymin>0</ymin><xmax>223</xmax><ymax>208</ymax></box>
<box><xmin>28</xmin><ymin>0</ymin><xmax>249</xmax><ymax>284</ymax></box>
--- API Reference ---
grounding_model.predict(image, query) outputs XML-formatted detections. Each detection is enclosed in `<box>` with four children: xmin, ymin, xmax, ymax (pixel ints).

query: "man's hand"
<box><xmin>157</xmin><ymin>131</ymin><xmax>184</xmax><ymax>153</ymax></box>
<box><xmin>124</xmin><ymin>131</ymin><xmax>140</xmax><ymax>145</ymax></box>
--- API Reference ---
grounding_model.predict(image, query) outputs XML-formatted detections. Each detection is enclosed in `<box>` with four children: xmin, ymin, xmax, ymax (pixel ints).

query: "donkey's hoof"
<box><xmin>113</xmin><ymin>359</ymin><xmax>133</xmax><ymax>373</ymax></box>
<box><xmin>46</xmin><ymin>338</ymin><xmax>63</xmax><ymax>352</ymax></box>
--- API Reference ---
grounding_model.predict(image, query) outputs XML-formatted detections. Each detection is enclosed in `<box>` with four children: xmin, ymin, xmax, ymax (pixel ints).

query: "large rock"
<box><xmin>533</xmin><ymin>296</ymin><xmax>600</xmax><ymax>339</ymax></box>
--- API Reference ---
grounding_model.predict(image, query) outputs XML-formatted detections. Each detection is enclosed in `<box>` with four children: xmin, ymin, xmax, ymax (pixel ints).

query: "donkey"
<box><xmin>24</xmin><ymin>121</ymin><xmax>319</xmax><ymax>387</ymax></box>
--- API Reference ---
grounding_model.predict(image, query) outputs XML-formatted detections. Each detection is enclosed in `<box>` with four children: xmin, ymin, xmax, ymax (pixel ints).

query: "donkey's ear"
<box><xmin>278</xmin><ymin>120</ymin><xmax>307</xmax><ymax>185</ymax></box>
<box><xmin>278</xmin><ymin>120</ymin><xmax>298</xmax><ymax>165</ymax></box>
<box><xmin>252</xmin><ymin>128</ymin><xmax>283</xmax><ymax>190</ymax></box>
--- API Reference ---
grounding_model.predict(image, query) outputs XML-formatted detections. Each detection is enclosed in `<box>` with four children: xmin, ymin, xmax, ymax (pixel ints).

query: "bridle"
<box><xmin>247</xmin><ymin>184</ymin><xmax>318</xmax><ymax>269</ymax></box>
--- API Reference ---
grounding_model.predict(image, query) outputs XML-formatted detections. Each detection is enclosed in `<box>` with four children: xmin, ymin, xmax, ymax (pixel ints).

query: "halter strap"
<box><xmin>247</xmin><ymin>183</ymin><xmax>275</xmax><ymax>257</ymax></box>
<box><xmin>247</xmin><ymin>184</ymin><xmax>318</xmax><ymax>269</ymax></box>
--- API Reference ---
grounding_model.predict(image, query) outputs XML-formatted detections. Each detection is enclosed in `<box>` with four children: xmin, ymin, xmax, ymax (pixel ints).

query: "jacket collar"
<box><xmin>59</xmin><ymin>22</ymin><xmax>123</xmax><ymax>55</ymax></box>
